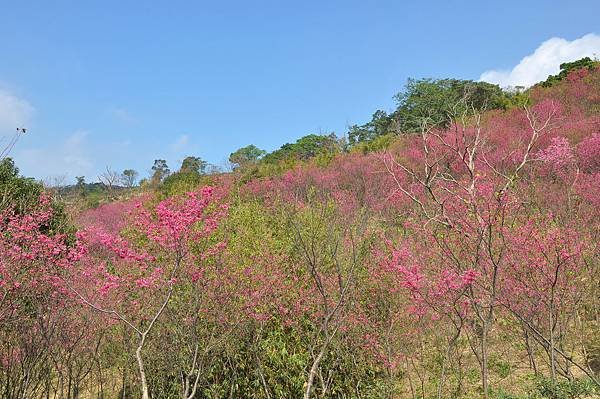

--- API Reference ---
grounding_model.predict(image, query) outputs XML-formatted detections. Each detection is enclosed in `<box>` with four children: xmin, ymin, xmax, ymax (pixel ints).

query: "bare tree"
<box><xmin>98</xmin><ymin>167</ymin><xmax>120</xmax><ymax>198</ymax></box>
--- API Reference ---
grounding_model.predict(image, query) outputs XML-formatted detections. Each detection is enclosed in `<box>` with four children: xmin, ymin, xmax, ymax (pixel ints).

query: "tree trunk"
<box><xmin>136</xmin><ymin>342</ymin><xmax>149</xmax><ymax>399</ymax></box>
<box><xmin>304</xmin><ymin>345</ymin><xmax>327</xmax><ymax>399</ymax></box>
<box><xmin>523</xmin><ymin>326</ymin><xmax>538</xmax><ymax>375</ymax></box>
<box><xmin>549</xmin><ymin>310</ymin><xmax>556</xmax><ymax>383</ymax></box>
<box><xmin>480</xmin><ymin>323</ymin><xmax>489</xmax><ymax>399</ymax></box>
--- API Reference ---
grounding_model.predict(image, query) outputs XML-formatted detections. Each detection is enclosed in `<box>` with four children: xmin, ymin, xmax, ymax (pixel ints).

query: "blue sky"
<box><xmin>1</xmin><ymin>1</ymin><xmax>599</xmax><ymax>183</ymax></box>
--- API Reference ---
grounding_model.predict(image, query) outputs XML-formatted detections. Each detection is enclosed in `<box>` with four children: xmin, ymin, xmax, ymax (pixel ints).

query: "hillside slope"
<box><xmin>1</xmin><ymin>65</ymin><xmax>599</xmax><ymax>399</ymax></box>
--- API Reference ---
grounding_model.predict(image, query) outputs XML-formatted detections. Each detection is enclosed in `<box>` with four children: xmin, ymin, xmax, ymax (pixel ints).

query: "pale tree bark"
<box><xmin>71</xmin><ymin>254</ymin><xmax>183</xmax><ymax>399</ymax></box>
<box><xmin>383</xmin><ymin>103</ymin><xmax>558</xmax><ymax>398</ymax></box>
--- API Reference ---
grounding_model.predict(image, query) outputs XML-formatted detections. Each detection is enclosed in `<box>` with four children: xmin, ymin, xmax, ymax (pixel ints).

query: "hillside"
<box><xmin>1</xmin><ymin>62</ymin><xmax>599</xmax><ymax>399</ymax></box>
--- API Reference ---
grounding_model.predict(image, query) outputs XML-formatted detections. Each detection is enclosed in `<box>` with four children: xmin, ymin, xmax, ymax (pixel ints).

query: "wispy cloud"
<box><xmin>15</xmin><ymin>130</ymin><xmax>93</xmax><ymax>181</ymax></box>
<box><xmin>480</xmin><ymin>33</ymin><xmax>600</xmax><ymax>88</ymax></box>
<box><xmin>0</xmin><ymin>89</ymin><xmax>34</xmax><ymax>134</ymax></box>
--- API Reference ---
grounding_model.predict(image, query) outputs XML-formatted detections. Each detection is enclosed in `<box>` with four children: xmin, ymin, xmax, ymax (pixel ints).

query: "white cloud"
<box><xmin>0</xmin><ymin>89</ymin><xmax>34</xmax><ymax>133</ymax></box>
<box><xmin>15</xmin><ymin>130</ymin><xmax>94</xmax><ymax>181</ymax></box>
<box><xmin>480</xmin><ymin>33</ymin><xmax>600</xmax><ymax>88</ymax></box>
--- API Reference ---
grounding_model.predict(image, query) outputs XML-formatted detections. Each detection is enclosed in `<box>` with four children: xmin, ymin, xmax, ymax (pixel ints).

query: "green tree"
<box><xmin>0</xmin><ymin>158</ymin><xmax>42</xmax><ymax>211</ymax></box>
<box><xmin>179</xmin><ymin>156</ymin><xmax>207</xmax><ymax>175</ymax></box>
<box><xmin>541</xmin><ymin>57</ymin><xmax>599</xmax><ymax>87</ymax></box>
<box><xmin>121</xmin><ymin>169</ymin><xmax>138</xmax><ymax>188</ymax></box>
<box><xmin>345</xmin><ymin>79</ymin><xmax>507</xmax><ymax>146</ymax></box>
<box><xmin>0</xmin><ymin>158</ymin><xmax>71</xmax><ymax>234</ymax></box>
<box><xmin>75</xmin><ymin>175</ymin><xmax>86</xmax><ymax>197</ymax></box>
<box><xmin>150</xmin><ymin>159</ymin><xmax>170</xmax><ymax>185</ymax></box>
<box><xmin>393</xmin><ymin>78</ymin><xmax>506</xmax><ymax>132</ymax></box>
<box><xmin>263</xmin><ymin>133</ymin><xmax>340</xmax><ymax>164</ymax></box>
<box><xmin>347</xmin><ymin>110</ymin><xmax>396</xmax><ymax>145</ymax></box>
<box><xmin>229</xmin><ymin>145</ymin><xmax>266</xmax><ymax>169</ymax></box>
<box><xmin>159</xmin><ymin>157</ymin><xmax>208</xmax><ymax>196</ymax></box>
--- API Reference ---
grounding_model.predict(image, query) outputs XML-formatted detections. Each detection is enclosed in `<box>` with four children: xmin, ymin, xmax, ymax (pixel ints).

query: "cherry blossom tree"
<box><xmin>70</xmin><ymin>187</ymin><xmax>227</xmax><ymax>399</ymax></box>
<box><xmin>380</xmin><ymin>100</ymin><xmax>560</xmax><ymax>397</ymax></box>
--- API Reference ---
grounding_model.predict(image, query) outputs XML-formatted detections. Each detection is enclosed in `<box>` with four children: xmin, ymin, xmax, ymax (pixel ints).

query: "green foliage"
<box><xmin>490</xmin><ymin>389</ymin><xmax>532</xmax><ymax>399</ymax></box>
<box><xmin>157</xmin><ymin>156</ymin><xmax>212</xmax><ymax>196</ymax></box>
<box><xmin>151</xmin><ymin>159</ymin><xmax>170</xmax><ymax>185</ymax></box>
<box><xmin>251</xmin><ymin>133</ymin><xmax>343</xmax><ymax>177</ymax></box>
<box><xmin>489</xmin><ymin>355</ymin><xmax>512</xmax><ymax>379</ymax></box>
<box><xmin>61</xmin><ymin>177</ymin><xmax>111</xmax><ymax>207</ymax></box>
<box><xmin>0</xmin><ymin>158</ymin><xmax>44</xmax><ymax>212</ymax></box>
<box><xmin>173</xmin><ymin>197</ymin><xmax>388</xmax><ymax>398</ymax></box>
<box><xmin>348</xmin><ymin>110</ymin><xmax>397</xmax><ymax>145</ymax></box>
<box><xmin>534</xmin><ymin>377</ymin><xmax>599</xmax><ymax>399</ymax></box>
<box><xmin>180</xmin><ymin>156</ymin><xmax>207</xmax><ymax>174</ymax></box>
<box><xmin>351</xmin><ymin>133</ymin><xmax>396</xmax><ymax>154</ymax></box>
<box><xmin>257</xmin><ymin>325</ymin><xmax>309</xmax><ymax>396</ymax></box>
<box><xmin>160</xmin><ymin>171</ymin><xmax>203</xmax><ymax>197</ymax></box>
<box><xmin>262</xmin><ymin>133</ymin><xmax>341</xmax><ymax>165</ymax></box>
<box><xmin>83</xmin><ymin>188</ymin><xmax>107</xmax><ymax>208</ymax></box>
<box><xmin>393</xmin><ymin>78</ymin><xmax>507</xmax><ymax>133</ymax></box>
<box><xmin>489</xmin><ymin>377</ymin><xmax>600</xmax><ymax>399</ymax></box>
<box><xmin>229</xmin><ymin>144</ymin><xmax>266</xmax><ymax>169</ymax></box>
<box><xmin>347</xmin><ymin>78</ymin><xmax>508</xmax><ymax>149</ymax></box>
<box><xmin>503</xmin><ymin>87</ymin><xmax>532</xmax><ymax>108</ymax></box>
<box><xmin>541</xmin><ymin>57</ymin><xmax>599</xmax><ymax>87</ymax></box>
<box><xmin>75</xmin><ymin>175</ymin><xmax>85</xmax><ymax>187</ymax></box>
<box><xmin>255</xmin><ymin>156</ymin><xmax>297</xmax><ymax>177</ymax></box>
<box><xmin>0</xmin><ymin>158</ymin><xmax>72</xmax><ymax>235</ymax></box>
<box><xmin>121</xmin><ymin>169</ymin><xmax>138</xmax><ymax>187</ymax></box>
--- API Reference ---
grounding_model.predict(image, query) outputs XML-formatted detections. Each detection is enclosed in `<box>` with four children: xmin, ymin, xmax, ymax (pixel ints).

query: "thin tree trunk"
<box><xmin>405</xmin><ymin>357</ymin><xmax>416</xmax><ymax>399</ymax></box>
<box><xmin>304</xmin><ymin>342</ymin><xmax>328</xmax><ymax>399</ymax></box>
<box><xmin>481</xmin><ymin>322</ymin><xmax>489</xmax><ymax>399</ymax></box>
<box><xmin>121</xmin><ymin>366</ymin><xmax>127</xmax><ymax>399</ymax></box>
<box><xmin>438</xmin><ymin>327</ymin><xmax>461</xmax><ymax>399</ymax></box>
<box><xmin>549</xmin><ymin>309</ymin><xmax>556</xmax><ymax>383</ymax></box>
<box><xmin>136</xmin><ymin>341</ymin><xmax>149</xmax><ymax>399</ymax></box>
<box><xmin>509</xmin><ymin>308</ymin><xmax>600</xmax><ymax>387</ymax></box>
<box><xmin>523</xmin><ymin>326</ymin><xmax>538</xmax><ymax>375</ymax></box>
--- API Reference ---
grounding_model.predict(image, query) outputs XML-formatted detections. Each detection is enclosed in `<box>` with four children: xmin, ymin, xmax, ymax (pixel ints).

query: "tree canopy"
<box><xmin>229</xmin><ymin>145</ymin><xmax>266</xmax><ymax>169</ymax></box>
<box><xmin>262</xmin><ymin>133</ymin><xmax>340</xmax><ymax>164</ymax></box>
<box><xmin>150</xmin><ymin>159</ymin><xmax>170</xmax><ymax>185</ymax></box>
<box><xmin>180</xmin><ymin>156</ymin><xmax>207</xmax><ymax>175</ymax></box>
<box><xmin>0</xmin><ymin>158</ymin><xmax>71</xmax><ymax>234</ymax></box>
<box><xmin>347</xmin><ymin>78</ymin><xmax>508</xmax><ymax>145</ymax></box>
<box><xmin>541</xmin><ymin>57</ymin><xmax>599</xmax><ymax>87</ymax></box>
